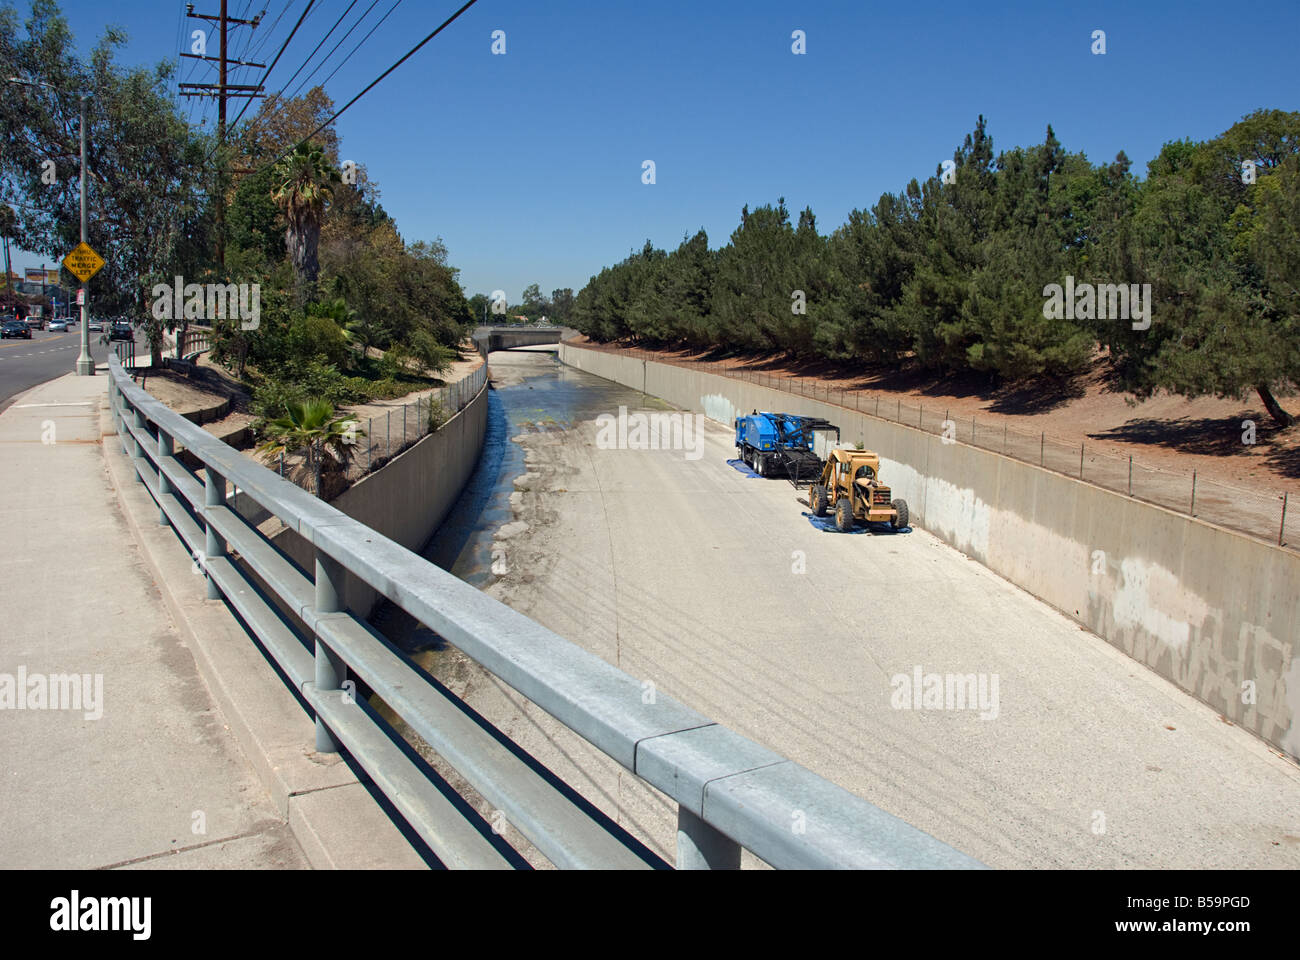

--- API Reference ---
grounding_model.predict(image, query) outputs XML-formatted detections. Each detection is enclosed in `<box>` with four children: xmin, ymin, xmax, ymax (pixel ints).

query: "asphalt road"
<box><xmin>444</xmin><ymin>354</ymin><xmax>1300</xmax><ymax>868</ymax></box>
<box><xmin>0</xmin><ymin>325</ymin><xmax>126</xmax><ymax>412</ymax></box>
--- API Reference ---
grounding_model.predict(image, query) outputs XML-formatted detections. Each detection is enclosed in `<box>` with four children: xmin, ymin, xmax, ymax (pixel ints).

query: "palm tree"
<box><xmin>256</xmin><ymin>397</ymin><xmax>364</xmax><ymax>496</ymax></box>
<box><xmin>270</xmin><ymin>143</ymin><xmax>340</xmax><ymax>294</ymax></box>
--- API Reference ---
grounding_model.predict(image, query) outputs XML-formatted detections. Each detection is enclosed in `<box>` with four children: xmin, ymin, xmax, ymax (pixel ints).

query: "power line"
<box><xmin>284</xmin><ymin>0</ymin><xmax>384</xmax><ymax>102</ymax></box>
<box><xmin>275</xmin><ymin>0</ymin><xmax>360</xmax><ymax>98</ymax></box>
<box><xmin>315</xmin><ymin>0</ymin><xmax>402</xmax><ymax>91</ymax></box>
<box><xmin>265</xmin><ymin>0</ymin><xmax>478</xmax><ymax>172</ymax></box>
<box><xmin>244</xmin><ymin>4</ymin><xmax>288</xmax><ymax>62</ymax></box>
<box><xmin>234</xmin><ymin>0</ymin><xmax>397</xmax><ymax>164</ymax></box>
<box><xmin>227</xmin><ymin>0</ymin><xmax>318</xmax><ymax>132</ymax></box>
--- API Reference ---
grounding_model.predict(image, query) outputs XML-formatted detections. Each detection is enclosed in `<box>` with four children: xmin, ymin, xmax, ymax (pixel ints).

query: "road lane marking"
<box><xmin>12</xmin><ymin>402</ymin><xmax>95</xmax><ymax>409</ymax></box>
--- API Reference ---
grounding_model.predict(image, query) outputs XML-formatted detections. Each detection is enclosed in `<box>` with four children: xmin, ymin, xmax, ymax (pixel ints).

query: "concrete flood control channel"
<box><xmin>365</xmin><ymin>349</ymin><xmax>673</xmax><ymax>866</ymax></box>
<box><xmin>357</xmin><ymin>349</ymin><xmax>1299</xmax><ymax>869</ymax></box>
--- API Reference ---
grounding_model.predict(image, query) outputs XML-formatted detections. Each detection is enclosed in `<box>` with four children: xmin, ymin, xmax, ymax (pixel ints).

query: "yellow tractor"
<box><xmin>810</xmin><ymin>447</ymin><xmax>909</xmax><ymax>533</ymax></box>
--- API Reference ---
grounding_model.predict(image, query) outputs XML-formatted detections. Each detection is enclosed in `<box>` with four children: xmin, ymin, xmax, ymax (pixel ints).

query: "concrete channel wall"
<box><xmin>237</xmin><ymin>377</ymin><xmax>490</xmax><ymax>618</ymax></box>
<box><xmin>559</xmin><ymin>341</ymin><xmax>1300</xmax><ymax>761</ymax></box>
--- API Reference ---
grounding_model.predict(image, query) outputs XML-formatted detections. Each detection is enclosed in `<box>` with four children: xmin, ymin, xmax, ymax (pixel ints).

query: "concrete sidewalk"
<box><xmin>0</xmin><ymin>371</ymin><xmax>308</xmax><ymax>869</ymax></box>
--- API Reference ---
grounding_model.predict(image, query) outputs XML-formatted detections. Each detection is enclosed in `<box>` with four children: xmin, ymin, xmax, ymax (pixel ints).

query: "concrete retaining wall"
<box><xmin>560</xmin><ymin>341</ymin><xmax>1300</xmax><ymax>760</ymax></box>
<box><xmin>243</xmin><ymin>378</ymin><xmax>489</xmax><ymax>618</ymax></box>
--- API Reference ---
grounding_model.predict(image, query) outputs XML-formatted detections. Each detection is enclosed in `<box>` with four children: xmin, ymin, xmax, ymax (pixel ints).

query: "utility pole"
<box><xmin>180</xmin><ymin>2</ymin><xmax>264</xmax><ymax>267</ymax></box>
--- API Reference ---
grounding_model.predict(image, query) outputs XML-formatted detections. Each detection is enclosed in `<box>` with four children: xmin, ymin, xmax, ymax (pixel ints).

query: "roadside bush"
<box><xmin>377</xmin><ymin>344</ymin><xmax>414</xmax><ymax>381</ymax></box>
<box><xmin>252</xmin><ymin>361</ymin><xmax>360</xmax><ymax>420</ymax></box>
<box><xmin>427</xmin><ymin>397</ymin><xmax>446</xmax><ymax>432</ymax></box>
<box><xmin>289</xmin><ymin>313</ymin><xmax>351</xmax><ymax>369</ymax></box>
<box><xmin>409</xmin><ymin>327</ymin><xmax>456</xmax><ymax>377</ymax></box>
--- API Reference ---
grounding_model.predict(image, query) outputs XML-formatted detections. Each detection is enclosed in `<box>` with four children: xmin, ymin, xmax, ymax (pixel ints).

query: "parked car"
<box><xmin>87</xmin><ymin>319</ymin><xmax>102</xmax><ymax>332</ymax></box>
<box><xmin>2</xmin><ymin>319</ymin><xmax>32</xmax><ymax>339</ymax></box>
<box><xmin>109</xmin><ymin>321</ymin><xmax>134</xmax><ymax>342</ymax></box>
<box><xmin>24</xmin><ymin>315</ymin><xmax>44</xmax><ymax>331</ymax></box>
<box><xmin>48</xmin><ymin>319</ymin><xmax>70</xmax><ymax>332</ymax></box>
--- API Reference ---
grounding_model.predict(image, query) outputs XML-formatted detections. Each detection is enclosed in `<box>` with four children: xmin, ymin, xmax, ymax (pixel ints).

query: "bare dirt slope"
<box><xmin>572</xmin><ymin>337</ymin><xmax>1300</xmax><ymax>499</ymax></box>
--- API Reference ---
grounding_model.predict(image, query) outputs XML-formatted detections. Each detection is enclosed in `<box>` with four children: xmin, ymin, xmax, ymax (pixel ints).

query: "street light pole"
<box><xmin>75</xmin><ymin>94</ymin><xmax>93</xmax><ymax>375</ymax></box>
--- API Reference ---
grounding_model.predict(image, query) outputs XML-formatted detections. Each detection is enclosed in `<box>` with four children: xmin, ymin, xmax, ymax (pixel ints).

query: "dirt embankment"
<box><xmin>569</xmin><ymin>336</ymin><xmax>1300</xmax><ymax>499</ymax></box>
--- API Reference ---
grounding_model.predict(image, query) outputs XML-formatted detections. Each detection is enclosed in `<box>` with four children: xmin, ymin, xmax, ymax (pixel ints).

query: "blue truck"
<box><xmin>734</xmin><ymin>411</ymin><xmax>840</xmax><ymax>483</ymax></box>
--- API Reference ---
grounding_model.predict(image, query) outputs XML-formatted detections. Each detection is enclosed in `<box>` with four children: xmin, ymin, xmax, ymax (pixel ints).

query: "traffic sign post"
<box><xmin>63</xmin><ymin>240</ymin><xmax>103</xmax><ymax>376</ymax></box>
<box><xmin>71</xmin><ymin>94</ymin><xmax>94</xmax><ymax>375</ymax></box>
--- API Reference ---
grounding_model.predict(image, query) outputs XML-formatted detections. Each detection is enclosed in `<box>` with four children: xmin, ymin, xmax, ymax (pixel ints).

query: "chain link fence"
<box><xmin>606</xmin><ymin>345</ymin><xmax>1295</xmax><ymax>552</ymax></box>
<box><xmin>272</xmin><ymin>361</ymin><xmax>489</xmax><ymax>498</ymax></box>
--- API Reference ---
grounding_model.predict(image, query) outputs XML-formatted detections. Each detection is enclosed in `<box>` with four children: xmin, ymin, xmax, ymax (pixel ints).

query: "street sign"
<box><xmin>62</xmin><ymin>242</ymin><xmax>104</xmax><ymax>283</ymax></box>
<box><xmin>76</xmin><ymin>288</ymin><xmax>84</xmax><ymax>306</ymax></box>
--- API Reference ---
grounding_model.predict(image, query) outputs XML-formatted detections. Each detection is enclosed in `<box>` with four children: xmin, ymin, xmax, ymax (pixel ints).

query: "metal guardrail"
<box><xmin>106</xmin><ymin>352</ymin><xmax>983</xmax><ymax>870</ymax></box>
<box><xmin>112</xmin><ymin>338</ymin><xmax>136</xmax><ymax>371</ymax></box>
<box><xmin>178</xmin><ymin>328</ymin><xmax>213</xmax><ymax>359</ymax></box>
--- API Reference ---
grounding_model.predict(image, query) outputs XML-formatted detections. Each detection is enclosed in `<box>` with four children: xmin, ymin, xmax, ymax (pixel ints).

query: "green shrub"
<box><xmin>427</xmin><ymin>397</ymin><xmax>446</xmax><ymax>431</ymax></box>
<box><xmin>377</xmin><ymin>344</ymin><xmax>413</xmax><ymax>381</ymax></box>
<box><xmin>409</xmin><ymin>328</ymin><xmax>455</xmax><ymax>377</ymax></box>
<box><xmin>290</xmin><ymin>314</ymin><xmax>351</xmax><ymax>369</ymax></box>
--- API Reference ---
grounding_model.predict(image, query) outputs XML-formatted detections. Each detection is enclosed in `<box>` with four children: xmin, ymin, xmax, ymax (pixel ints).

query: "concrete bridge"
<box><xmin>472</xmin><ymin>325</ymin><xmax>570</xmax><ymax>353</ymax></box>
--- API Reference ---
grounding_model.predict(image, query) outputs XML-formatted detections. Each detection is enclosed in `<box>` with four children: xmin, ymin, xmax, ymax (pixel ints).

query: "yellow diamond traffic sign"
<box><xmin>62</xmin><ymin>242</ymin><xmax>105</xmax><ymax>283</ymax></box>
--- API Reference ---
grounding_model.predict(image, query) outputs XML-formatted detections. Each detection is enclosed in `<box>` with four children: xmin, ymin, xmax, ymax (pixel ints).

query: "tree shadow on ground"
<box><xmin>1090</xmin><ymin>414</ymin><xmax>1278</xmax><ymax>458</ymax></box>
<box><xmin>644</xmin><ymin>341</ymin><xmax>1091</xmax><ymax>413</ymax></box>
<box><xmin>985</xmin><ymin>378</ymin><xmax>1088</xmax><ymax>415</ymax></box>
<box><xmin>1263</xmin><ymin>440</ymin><xmax>1300</xmax><ymax>480</ymax></box>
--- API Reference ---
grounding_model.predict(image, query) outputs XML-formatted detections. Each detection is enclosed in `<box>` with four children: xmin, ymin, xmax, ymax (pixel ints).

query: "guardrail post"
<box><xmin>676</xmin><ymin>806</ymin><xmax>740</xmax><ymax>870</ymax></box>
<box><xmin>1190</xmin><ymin>470</ymin><xmax>1197</xmax><ymax>516</ymax></box>
<box><xmin>204</xmin><ymin>469</ymin><xmax>225</xmax><ymax>599</ymax></box>
<box><xmin>157</xmin><ymin>430</ymin><xmax>173</xmax><ymax>526</ymax></box>
<box><xmin>118</xmin><ymin>392</ymin><xmax>131</xmax><ymax>456</ymax></box>
<box><xmin>130</xmin><ymin>409</ymin><xmax>145</xmax><ymax>481</ymax></box>
<box><xmin>314</xmin><ymin>551</ymin><xmax>346</xmax><ymax>753</ymax></box>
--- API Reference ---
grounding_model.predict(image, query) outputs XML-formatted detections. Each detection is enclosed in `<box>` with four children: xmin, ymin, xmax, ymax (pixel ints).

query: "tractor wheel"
<box><xmin>754</xmin><ymin>453</ymin><xmax>765</xmax><ymax>476</ymax></box>
<box><xmin>891</xmin><ymin>499</ymin><xmax>909</xmax><ymax>531</ymax></box>
<box><xmin>834</xmin><ymin>497</ymin><xmax>854</xmax><ymax>532</ymax></box>
<box><xmin>811</xmin><ymin>484</ymin><xmax>829</xmax><ymax>516</ymax></box>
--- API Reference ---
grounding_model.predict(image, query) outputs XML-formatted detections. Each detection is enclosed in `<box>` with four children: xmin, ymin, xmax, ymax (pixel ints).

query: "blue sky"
<box><xmin>6</xmin><ymin>0</ymin><xmax>1298</xmax><ymax>301</ymax></box>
